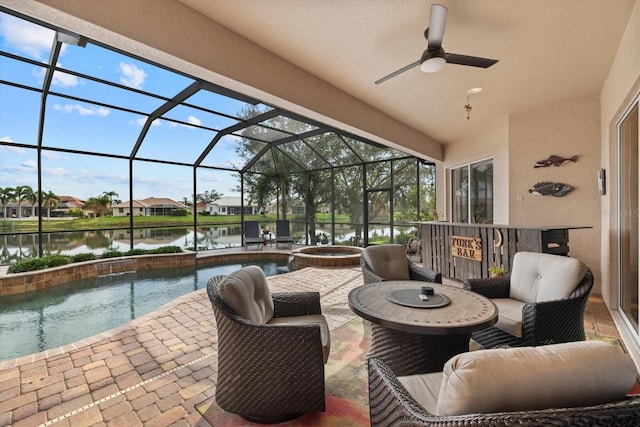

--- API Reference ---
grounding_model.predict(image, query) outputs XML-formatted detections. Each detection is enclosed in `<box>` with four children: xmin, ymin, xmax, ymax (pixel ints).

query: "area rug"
<box><xmin>195</xmin><ymin>321</ymin><xmax>640</xmax><ymax>426</ymax></box>
<box><xmin>195</xmin><ymin>317</ymin><xmax>371</xmax><ymax>426</ymax></box>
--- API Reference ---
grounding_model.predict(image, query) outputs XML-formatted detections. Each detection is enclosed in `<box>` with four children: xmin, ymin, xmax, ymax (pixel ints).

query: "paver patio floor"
<box><xmin>0</xmin><ymin>266</ymin><xmax>623</xmax><ymax>427</ymax></box>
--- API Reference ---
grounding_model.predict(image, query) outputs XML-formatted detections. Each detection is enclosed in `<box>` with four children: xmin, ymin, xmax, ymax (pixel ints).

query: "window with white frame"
<box><xmin>451</xmin><ymin>158</ymin><xmax>493</xmax><ymax>223</ymax></box>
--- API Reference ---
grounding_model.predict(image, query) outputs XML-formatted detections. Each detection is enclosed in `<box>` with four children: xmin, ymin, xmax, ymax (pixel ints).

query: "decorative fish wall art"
<box><xmin>529</xmin><ymin>182</ymin><xmax>574</xmax><ymax>197</ymax></box>
<box><xmin>534</xmin><ymin>155</ymin><xmax>578</xmax><ymax>168</ymax></box>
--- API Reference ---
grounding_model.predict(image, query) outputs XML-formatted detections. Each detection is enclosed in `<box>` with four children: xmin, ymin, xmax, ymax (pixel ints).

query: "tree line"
<box><xmin>0</xmin><ymin>186</ymin><xmax>121</xmax><ymax>220</ymax></box>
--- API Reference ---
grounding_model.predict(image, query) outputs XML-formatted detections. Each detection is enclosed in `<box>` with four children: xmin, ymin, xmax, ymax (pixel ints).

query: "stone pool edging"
<box><xmin>0</xmin><ymin>250</ymin><xmax>294</xmax><ymax>297</ymax></box>
<box><xmin>0</xmin><ymin>252</ymin><xmax>197</xmax><ymax>297</ymax></box>
<box><xmin>291</xmin><ymin>245</ymin><xmax>363</xmax><ymax>269</ymax></box>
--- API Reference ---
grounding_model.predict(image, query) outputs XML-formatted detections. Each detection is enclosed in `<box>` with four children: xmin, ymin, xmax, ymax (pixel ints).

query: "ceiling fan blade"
<box><xmin>445</xmin><ymin>53</ymin><xmax>498</xmax><ymax>68</ymax></box>
<box><xmin>427</xmin><ymin>4</ymin><xmax>447</xmax><ymax>50</ymax></box>
<box><xmin>374</xmin><ymin>60</ymin><xmax>421</xmax><ymax>85</ymax></box>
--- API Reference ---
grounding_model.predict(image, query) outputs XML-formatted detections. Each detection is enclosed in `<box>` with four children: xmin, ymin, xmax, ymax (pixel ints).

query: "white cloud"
<box><xmin>118</xmin><ymin>62</ymin><xmax>146</xmax><ymax>89</ymax></box>
<box><xmin>52</xmin><ymin>69</ymin><xmax>79</xmax><ymax>88</ymax></box>
<box><xmin>21</xmin><ymin>159</ymin><xmax>37</xmax><ymax>169</ymax></box>
<box><xmin>0</xmin><ymin>14</ymin><xmax>55</xmax><ymax>60</ymax></box>
<box><xmin>41</xmin><ymin>151</ymin><xmax>61</xmax><ymax>160</ymax></box>
<box><xmin>44</xmin><ymin>167</ymin><xmax>67</xmax><ymax>176</ymax></box>
<box><xmin>132</xmin><ymin>117</ymin><xmax>161</xmax><ymax>127</ymax></box>
<box><xmin>187</xmin><ymin>116</ymin><xmax>202</xmax><ymax>126</ymax></box>
<box><xmin>53</xmin><ymin>103</ymin><xmax>110</xmax><ymax>116</ymax></box>
<box><xmin>0</xmin><ymin>141</ymin><xmax>27</xmax><ymax>155</ymax></box>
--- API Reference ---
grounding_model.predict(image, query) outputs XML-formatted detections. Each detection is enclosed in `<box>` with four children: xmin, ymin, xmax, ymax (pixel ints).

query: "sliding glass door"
<box><xmin>618</xmin><ymin>97</ymin><xmax>640</xmax><ymax>342</ymax></box>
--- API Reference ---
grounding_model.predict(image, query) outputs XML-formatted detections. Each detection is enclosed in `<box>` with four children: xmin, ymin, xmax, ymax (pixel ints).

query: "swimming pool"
<box><xmin>0</xmin><ymin>260</ymin><xmax>287</xmax><ymax>361</ymax></box>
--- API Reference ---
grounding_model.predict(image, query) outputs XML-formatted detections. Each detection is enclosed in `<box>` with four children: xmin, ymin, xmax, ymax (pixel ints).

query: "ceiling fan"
<box><xmin>375</xmin><ymin>4</ymin><xmax>498</xmax><ymax>85</ymax></box>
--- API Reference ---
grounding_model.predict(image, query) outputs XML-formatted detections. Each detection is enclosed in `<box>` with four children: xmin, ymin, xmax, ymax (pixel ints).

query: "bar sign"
<box><xmin>451</xmin><ymin>236</ymin><xmax>482</xmax><ymax>261</ymax></box>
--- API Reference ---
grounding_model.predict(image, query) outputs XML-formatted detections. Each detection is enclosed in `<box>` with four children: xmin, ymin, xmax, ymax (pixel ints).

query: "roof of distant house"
<box><xmin>207</xmin><ymin>196</ymin><xmax>252</xmax><ymax>206</ymax></box>
<box><xmin>112</xmin><ymin>198</ymin><xmax>186</xmax><ymax>209</ymax></box>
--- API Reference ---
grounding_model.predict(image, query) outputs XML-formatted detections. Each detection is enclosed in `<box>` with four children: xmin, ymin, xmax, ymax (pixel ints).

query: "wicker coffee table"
<box><xmin>348</xmin><ymin>281</ymin><xmax>498</xmax><ymax>376</ymax></box>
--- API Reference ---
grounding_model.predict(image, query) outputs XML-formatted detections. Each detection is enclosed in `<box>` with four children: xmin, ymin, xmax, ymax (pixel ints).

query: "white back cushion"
<box><xmin>362</xmin><ymin>244</ymin><xmax>410</xmax><ymax>280</ymax></box>
<box><xmin>218</xmin><ymin>265</ymin><xmax>274</xmax><ymax>324</ymax></box>
<box><xmin>510</xmin><ymin>252</ymin><xmax>587</xmax><ymax>303</ymax></box>
<box><xmin>436</xmin><ymin>341</ymin><xmax>636</xmax><ymax>416</ymax></box>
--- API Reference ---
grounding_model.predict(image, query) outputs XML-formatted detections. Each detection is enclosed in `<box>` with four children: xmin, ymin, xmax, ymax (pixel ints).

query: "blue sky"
<box><xmin>0</xmin><ymin>11</ymin><xmax>258</xmax><ymax>203</ymax></box>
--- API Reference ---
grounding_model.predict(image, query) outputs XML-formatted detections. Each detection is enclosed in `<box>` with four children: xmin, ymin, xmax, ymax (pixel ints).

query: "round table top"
<box><xmin>348</xmin><ymin>281</ymin><xmax>498</xmax><ymax>335</ymax></box>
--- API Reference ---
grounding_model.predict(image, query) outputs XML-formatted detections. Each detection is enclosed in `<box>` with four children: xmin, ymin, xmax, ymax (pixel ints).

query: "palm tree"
<box><xmin>13</xmin><ymin>185</ymin><xmax>35</xmax><ymax>221</ymax></box>
<box><xmin>0</xmin><ymin>187</ymin><xmax>14</xmax><ymax>219</ymax></box>
<box><xmin>41</xmin><ymin>190</ymin><xmax>61</xmax><ymax>220</ymax></box>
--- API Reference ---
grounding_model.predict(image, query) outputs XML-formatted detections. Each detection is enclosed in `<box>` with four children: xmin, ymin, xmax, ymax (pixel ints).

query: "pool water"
<box><xmin>0</xmin><ymin>261</ymin><xmax>287</xmax><ymax>361</ymax></box>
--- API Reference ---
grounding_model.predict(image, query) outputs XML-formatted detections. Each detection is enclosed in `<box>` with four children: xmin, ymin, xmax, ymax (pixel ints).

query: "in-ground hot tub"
<box><xmin>290</xmin><ymin>245</ymin><xmax>363</xmax><ymax>270</ymax></box>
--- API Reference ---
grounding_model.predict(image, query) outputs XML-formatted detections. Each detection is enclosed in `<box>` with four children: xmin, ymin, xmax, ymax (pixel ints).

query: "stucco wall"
<box><xmin>441</xmin><ymin>116</ymin><xmax>509</xmax><ymax>223</ymax></box>
<box><xmin>601</xmin><ymin>1</ymin><xmax>640</xmax><ymax>307</ymax></box>
<box><xmin>443</xmin><ymin>99</ymin><xmax>601</xmax><ymax>292</ymax></box>
<box><xmin>508</xmin><ymin>97</ymin><xmax>601</xmax><ymax>292</ymax></box>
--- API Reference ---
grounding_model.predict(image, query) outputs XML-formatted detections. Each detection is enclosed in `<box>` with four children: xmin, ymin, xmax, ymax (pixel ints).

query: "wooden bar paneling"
<box><xmin>419</xmin><ymin>222</ymin><xmax>590</xmax><ymax>281</ymax></box>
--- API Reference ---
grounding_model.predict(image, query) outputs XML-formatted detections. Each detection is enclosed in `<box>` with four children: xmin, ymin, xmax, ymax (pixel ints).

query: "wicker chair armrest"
<box><xmin>463</xmin><ymin>273</ymin><xmax>511</xmax><ymax>298</ymax></box>
<box><xmin>361</xmin><ymin>257</ymin><xmax>385</xmax><ymax>284</ymax></box>
<box><xmin>272</xmin><ymin>291</ymin><xmax>322</xmax><ymax>317</ymax></box>
<box><xmin>368</xmin><ymin>357</ymin><xmax>438</xmax><ymax>425</ymax></box>
<box><xmin>521</xmin><ymin>291</ymin><xmax>591</xmax><ymax>346</ymax></box>
<box><xmin>409</xmin><ymin>263</ymin><xmax>442</xmax><ymax>283</ymax></box>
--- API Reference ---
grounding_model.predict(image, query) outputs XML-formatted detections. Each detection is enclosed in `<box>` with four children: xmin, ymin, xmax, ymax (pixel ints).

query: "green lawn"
<box><xmin>0</xmin><ymin>212</ymin><xmax>352</xmax><ymax>232</ymax></box>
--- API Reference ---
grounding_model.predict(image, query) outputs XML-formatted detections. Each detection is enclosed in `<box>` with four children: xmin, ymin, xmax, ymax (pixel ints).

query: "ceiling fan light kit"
<box><xmin>375</xmin><ymin>4</ymin><xmax>499</xmax><ymax>84</ymax></box>
<box><xmin>420</xmin><ymin>50</ymin><xmax>446</xmax><ymax>73</ymax></box>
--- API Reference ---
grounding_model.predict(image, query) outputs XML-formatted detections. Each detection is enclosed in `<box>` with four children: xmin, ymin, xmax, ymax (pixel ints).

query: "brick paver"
<box><xmin>0</xmin><ymin>263</ymin><xmax>625</xmax><ymax>427</ymax></box>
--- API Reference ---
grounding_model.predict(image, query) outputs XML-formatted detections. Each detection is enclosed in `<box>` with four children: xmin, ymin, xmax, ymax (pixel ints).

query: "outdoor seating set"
<box><xmin>205</xmin><ymin>244</ymin><xmax>640</xmax><ymax>425</ymax></box>
<box><xmin>243</xmin><ymin>219</ymin><xmax>294</xmax><ymax>250</ymax></box>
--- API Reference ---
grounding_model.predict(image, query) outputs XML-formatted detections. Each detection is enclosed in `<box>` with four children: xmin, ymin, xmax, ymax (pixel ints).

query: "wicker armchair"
<box><xmin>368</xmin><ymin>342</ymin><xmax>640</xmax><ymax>427</ymax></box>
<box><xmin>206</xmin><ymin>266</ymin><xmax>329</xmax><ymax>423</ymax></box>
<box><xmin>361</xmin><ymin>244</ymin><xmax>442</xmax><ymax>284</ymax></box>
<box><xmin>463</xmin><ymin>252</ymin><xmax>594</xmax><ymax>348</ymax></box>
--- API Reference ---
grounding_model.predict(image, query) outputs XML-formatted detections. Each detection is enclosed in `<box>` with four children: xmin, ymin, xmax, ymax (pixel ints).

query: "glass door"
<box><xmin>618</xmin><ymin>98</ymin><xmax>639</xmax><ymax>342</ymax></box>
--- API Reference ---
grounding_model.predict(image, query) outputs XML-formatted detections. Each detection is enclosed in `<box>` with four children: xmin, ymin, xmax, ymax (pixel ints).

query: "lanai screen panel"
<box><xmin>0</xmin><ymin>84</ymin><xmax>40</xmax><ymax>146</ymax></box>
<box><xmin>136</xmin><ymin>120</ymin><xmax>219</xmax><ymax>164</ymax></box>
<box><xmin>42</xmin><ymin>95</ymin><xmax>148</xmax><ymax>156</ymax></box>
<box><xmin>309</xmin><ymin>132</ymin><xmax>362</xmax><ymax>167</ymax></box>
<box><xmin>201</xmin><ymin>134</ymin><xmax>268</xmax><ymax>170</ymax></box>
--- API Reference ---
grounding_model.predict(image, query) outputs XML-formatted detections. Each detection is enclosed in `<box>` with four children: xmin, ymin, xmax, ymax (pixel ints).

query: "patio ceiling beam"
<box><xmin>193</xmin><ymin>108</ymin><xmax>282</xmax><ymax>167</ymax></box>
<box><xmin>130</xmin><ymin>80</ymin><xmax>203</xmax><ymax>159</ymax></box>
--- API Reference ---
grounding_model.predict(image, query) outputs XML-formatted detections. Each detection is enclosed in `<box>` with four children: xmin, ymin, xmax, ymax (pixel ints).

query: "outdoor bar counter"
<box><xmin>419</xmin><ymin>222</ymin><xmax>591</xmax><ymax>281</ymax></box>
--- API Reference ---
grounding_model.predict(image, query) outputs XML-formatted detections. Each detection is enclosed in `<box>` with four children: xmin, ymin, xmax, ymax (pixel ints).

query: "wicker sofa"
<box><xmin>463</xmin><ymin>251</ymin><xmax>593</xmax><ymax>348</ymax></box>
<box><xmin>368</xmin><ymin>341</ymin><xmax>640</xmax><ymax>426</ymax></box>
<box><xmin>206</xmin><ymin>266</ymin><xmax>330</xmax><ymax>423</ymax></box>
<box><xmin>361</xmin><ymin>244</ymin><xmax>442</xmax><ymax>284</ymax></box>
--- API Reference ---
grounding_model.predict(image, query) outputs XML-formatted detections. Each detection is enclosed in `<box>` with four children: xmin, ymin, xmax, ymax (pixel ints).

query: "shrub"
<box><xmin>172</xmin><ymin>209</ymin><xmax>188</xmax><ymax>217</ymax></box>
<box><xmin>124</xmin><ymin>249</ymin><xmax>147</xmax><ymax>256</ymax></box>
<box><xmin>152</xmin><ymin>245</ymin><xmax>182</xmax><ymax>254</ymax></box>
<box><xmin>72</xmin><ymin>253</ymin><xmax>97</xmax><ymax>263</ymax></box>
<box><xmin>7</xmin><ymin>246</ymin><xmax>183</xmax><ymax>273</ymax></box>
<box><xmin>8</xmin><ymin>254</ymin><xmax>72</xmax><ymax>273</ymax></box>
<box><xmin>101</xmin><ymin>249</ymin><xmax>123</xmax><ymax>259</ymax></box>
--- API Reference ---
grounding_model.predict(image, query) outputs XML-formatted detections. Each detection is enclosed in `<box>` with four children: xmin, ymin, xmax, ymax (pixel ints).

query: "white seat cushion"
<box><xmin>269</xmin><ymin>314</ymin><xmax>331</xmax><ymax>363</ymax></box>
<box><xmin>509</xmin><ymin>252</ymin><xmax>587</xmax><ymax>303</ymax></box>
<box><xmin>398</xmin><ymin>341</ymin><xmax>636</xmax><ymax>417</ymax></box>
<box><xmin>218</xmin><ymin>265</ymin><xmax>274</xmax><ymax>324</ymax></box>
<box><xmin>398</xmin><ymin>372</ymin><xmax>443</xmax><ymax>415</ymax></box>
<box><xmin>492</xmin><ymin>298</ymin><xmax>526</xmax><ymax>338</ymax></box>
<box><xmin>362</xmin><ymin>244</ymin><xmax>410</xmax><ymax>280</ymax></box>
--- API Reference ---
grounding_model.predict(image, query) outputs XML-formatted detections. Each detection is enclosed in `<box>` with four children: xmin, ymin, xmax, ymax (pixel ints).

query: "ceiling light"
<box><xmin>467</xmin><ymin>87</ymin><xmax>483</xmax><ymax>95</ymax></box>
<box><xmin>420</xmin><ymin>49</ymin><xmax>446</xmax><ymax>73</ymax></box>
